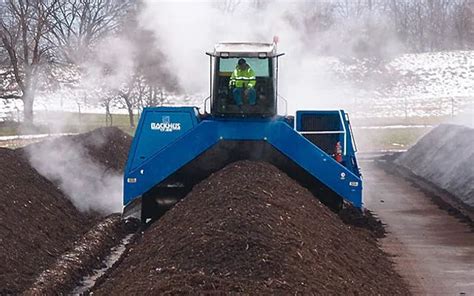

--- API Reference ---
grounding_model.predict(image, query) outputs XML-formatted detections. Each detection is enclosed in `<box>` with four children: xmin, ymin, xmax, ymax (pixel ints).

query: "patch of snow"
<box><xmin>71</xmin><ymin>234</ymin><xmax>134</xmax><ymax>295</ymax></box>
<box><xmin>0</xmin><ymin>133</ymin><xmax>76</xmax><ymax>141</ymax></box>
<box><xmin>355</xmin><ymin>125</ymin><xmax>433</xmax><ymax>129</ymax></box>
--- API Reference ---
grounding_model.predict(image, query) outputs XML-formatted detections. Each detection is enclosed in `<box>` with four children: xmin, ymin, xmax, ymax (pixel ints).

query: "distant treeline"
<box><xmin>217</xmin><ymin>0</ymin><xmax>473</xmax><ymax>55</ymax></box>
<box><xmin>286</xmin><ymin>0</ymin><xmax>474</xmax><ymax>57</ymax></box>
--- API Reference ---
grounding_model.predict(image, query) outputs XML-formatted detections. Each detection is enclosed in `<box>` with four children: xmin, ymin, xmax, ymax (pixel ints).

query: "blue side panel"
<box><xmin>124</xmin><ymin>114</ymin><xmax>363</xmax><ymax>208</ymax></box>
<box><xmin>295</xmin><ymin>110</ymin><xmax>361</xmax><ymax>177</ymax></box>
<box><xmin>124</xmin><ymin>121</ymin><xmax>219</xmax><ymax>205</ymax></box>
<box><xmin>267</xmin><ymin>122</ymin><xmax>362</xmax><ymax>207</ymax></box>
<box><xmin>125</xmin><ymin>107</ymin><xmax>199</xmax><ymax>172</ymax></box>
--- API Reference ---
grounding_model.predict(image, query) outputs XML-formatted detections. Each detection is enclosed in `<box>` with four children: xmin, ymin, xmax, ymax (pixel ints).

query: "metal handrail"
<box><xmin>203</xmin><ymin>96</ymin><xmax>211</xmax><ymax>114</ymax></box>
<box><xmin>300</xmin><ymin>131</ymin><xmax>345</xmax><ymax>135</ymax></box>
<box><xmin>346</xmin><ymin>113</ymin><xmax>358</xmax><ymax>152</ymax></box>
<box><xmin>277</xmin><ymin>94</ymin><xmax>288</xmax><ymax>116</ymax></box>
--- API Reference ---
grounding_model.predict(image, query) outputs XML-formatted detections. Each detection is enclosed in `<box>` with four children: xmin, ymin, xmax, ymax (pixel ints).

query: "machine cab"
<box><xmin>207</xmin><ymin>42</ymin><xmax>282</xmax><ymax>117</ymax></box>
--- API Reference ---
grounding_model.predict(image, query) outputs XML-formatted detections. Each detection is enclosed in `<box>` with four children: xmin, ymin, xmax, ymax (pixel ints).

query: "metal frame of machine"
<box><xmin>123</xmin><ymin>42</ymin><xmax>363</xmax><ymax>222</ymax></box>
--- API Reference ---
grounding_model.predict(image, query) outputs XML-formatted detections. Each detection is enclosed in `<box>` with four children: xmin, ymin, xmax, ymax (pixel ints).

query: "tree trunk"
<box><xmin>127</xmin><ymin>107</ymin><xmax>135</xmax><ymax>128</ymax></box>
<box><xmin>22</xmin><ymin>92</ymin><xmax>34</xmax><ymax>126</ymax></box>
<box><xmin>21</xmin><ymin>67</ymin><xmax>36</xmax><ymax>127</ymax></box>
<box><xmin>105</xmin><ymin>103</ymin><xmax>113</xmax><ymax>126</ymax></box>
<box><xmin>124</xmin><ymin>98</ymin><xmax>135</xmax><ymax>128</ymax></box>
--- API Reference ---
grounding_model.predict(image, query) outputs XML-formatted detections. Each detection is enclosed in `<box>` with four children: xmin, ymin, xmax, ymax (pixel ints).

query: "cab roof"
<box><xmin>207</xmin><ymin>42</ymin><xmax>281</xmax><ymax>58</ymax></box>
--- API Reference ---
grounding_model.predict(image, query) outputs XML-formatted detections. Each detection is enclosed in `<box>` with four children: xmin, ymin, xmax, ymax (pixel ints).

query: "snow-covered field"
<box><xmin>333</xmin><ymin>50</ymin><xmax>474</xmax><ymax>118</ymax></box>
<box><xmin>0</xmin><ymin>92</ymin><xmax>203</xmax><ymax>123</ymax></box>
<box><xmin>1</xmin><ymin>50</ymin><xmax>473</xmax><ymax>122</ymax></box>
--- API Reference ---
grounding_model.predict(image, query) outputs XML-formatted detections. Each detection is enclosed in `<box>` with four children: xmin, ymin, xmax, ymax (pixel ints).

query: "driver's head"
<box><xmin>237</xmin><ymin>58</ymin><xmax>248</xmax><ymax>69</ymax></box>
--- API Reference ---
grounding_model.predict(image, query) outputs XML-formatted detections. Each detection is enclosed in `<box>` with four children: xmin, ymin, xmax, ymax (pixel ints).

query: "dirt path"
<box><xmin>360</xmin><ymin>157</ymin><xmax>474</xmax><ymax>295</ymax></box>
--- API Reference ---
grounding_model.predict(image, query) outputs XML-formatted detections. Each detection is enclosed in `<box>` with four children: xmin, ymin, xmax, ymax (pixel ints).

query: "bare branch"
<box><xmin>0</xmin><ymin>94</ymin><xmax>22</xmax><ymax>99</ymax></box>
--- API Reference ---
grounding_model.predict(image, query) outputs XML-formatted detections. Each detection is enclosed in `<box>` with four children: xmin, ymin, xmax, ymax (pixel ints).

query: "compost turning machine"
<box><xmin>123</xmin><ymin>42</ymin><xmax>362</xmax><ymax>223</ymax></box>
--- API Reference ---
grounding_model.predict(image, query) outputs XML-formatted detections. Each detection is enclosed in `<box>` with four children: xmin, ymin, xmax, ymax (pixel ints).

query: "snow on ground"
<box><xmin>0</xmin><ymin>99</ymin><xmax>22</xmax><ymax>122</ymax></box>
<box><xmin>331</xmin><ymin>50</ymin><xmax>474</xmax><ymax>118</ymax></box>
<box><xmin>1</xmin><ymin>50</ymin><xmax>473</xmax><ymax>122</ymax></box>
<box><xmin>388</xmin><ymin>51</ymin><xmax>474</xmax><ymax>98</ymax></box>
<box><xmin>0</xmin><ymin>91</ymin><xmax>203</xmax><ymax>123</ymax></box>
<box><xmin>333</xmin><ymin>50</ymin><xmax>474</xmax><ymax>99</ymax></box>
<box><xmin>32</xmin><ymin>90</ymin><xmax>203</xmax><ymax>115</ymax></box>
<box><xmin>0</xmin><ymin>133</ymin><xmax>76</xmax><ymax>141</ymax></box>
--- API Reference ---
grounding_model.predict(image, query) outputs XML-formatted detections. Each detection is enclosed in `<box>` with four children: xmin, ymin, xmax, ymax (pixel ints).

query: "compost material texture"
<box><xmin>0</xmin><ymin>127</ymin><xmax>132</xmax><ymax>294</ymax></box>
<box><xmin>19</xmin><ymin>127</ymin><xmax>132</xmax><ymax>213</ymax></box>
<box><xmin>23</xmin><ymin>215</ymin><xmax>135</xmax><ymax>296</ymax></box>
<box><xmin>94</xmin><ymin>161</ymin><xmax>409</xmax><ymax>295</ymax></box>
<box><xmin>63</xmin><ymin>127</ymin><xmax>132</xmax><ymax>171</ymax></box>
<box><xmin>21</xmin><ymin>126</ymin><xmax>132</xmax><ymax>172</ymax></box>
<box><xmin>0</xmin><ymin>148</ymin><xmax>91</xmax><ymax>294</ymax></box>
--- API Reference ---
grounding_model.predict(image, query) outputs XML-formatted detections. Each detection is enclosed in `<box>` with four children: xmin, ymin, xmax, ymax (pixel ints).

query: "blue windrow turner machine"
<box><xmin>123</xmin><ymin>42</ymin><xmax>362</xmax><ymax>223</ymax></box>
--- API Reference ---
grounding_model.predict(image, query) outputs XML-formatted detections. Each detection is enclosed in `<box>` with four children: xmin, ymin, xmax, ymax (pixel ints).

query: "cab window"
<box><xmin>219</xmin><ymin>58</ymin><xmax>270</xmax><ymax>76</ymax></box>
<box><xmin>213</xmin><ymin>57</ymin><xmax>275</xmax><ymax>116</ymax></box>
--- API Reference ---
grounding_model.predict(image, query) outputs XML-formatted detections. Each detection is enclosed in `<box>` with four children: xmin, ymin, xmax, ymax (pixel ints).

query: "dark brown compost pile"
<box><xmin>0</xmin><ymin>127</ymin><xmax>132</xmax><ymax>294</ymax></box>
<box><xmin>63</xmin><ymin>127</ymin><xmax>132</xmax><ymax>171</ymax></box>
<box><xmin>93</xmin><ymin>161</ymin><xmax>409</xmax><ymax>295</ymax></box>
<box><xmin>0</xmin><ymin>148</ymin><xmax>91</xmax><ymax>294</ymax></box>
<box><xmin>23</xmin><ymin>214</ymin><xmax>135</xmax><ymax>296</ymax></box>
<box><xmin>19</xmin><ymin>126</ymin><xmax>132</xmax><ymax>172</ymax></box>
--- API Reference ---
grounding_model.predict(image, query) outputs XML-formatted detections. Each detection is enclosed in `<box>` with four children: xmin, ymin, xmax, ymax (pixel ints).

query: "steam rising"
<box><xmin>82</xmin><ymin>36</ymin><xmax>137</xmax><ymax>91</ymax></box>
<box><xmin>21</xmin><ymin>1</ymin><xmax>473</xmax><ymax>214</ymax></box>
<box><xmin>26</xmin><ymin>137</ymin><xmax>122</xmax><ymax>214</ymax></box>
<box><xmin>138</xmin><ymin>0</ymin><xmax>401</xmax><ymax>114</ymax></box>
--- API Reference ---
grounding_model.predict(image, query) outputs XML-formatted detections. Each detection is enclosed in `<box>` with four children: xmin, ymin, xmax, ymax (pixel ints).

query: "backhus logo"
<box><xmin>151</xmin><ymin>116</ymin><xmax>181</xmax><ymax>132</ymax></box>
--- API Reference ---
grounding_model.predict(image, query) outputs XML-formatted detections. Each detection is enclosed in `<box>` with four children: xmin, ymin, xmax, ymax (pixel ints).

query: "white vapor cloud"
<box><xmin>138</xmin><ymin>0</ymin><xmax>365</xmax><ymax>114</ymax></box>
<box><xmin>26</xmin><ymin>137</ymin><xmax>122</xmax><ymax>214</ymax></box>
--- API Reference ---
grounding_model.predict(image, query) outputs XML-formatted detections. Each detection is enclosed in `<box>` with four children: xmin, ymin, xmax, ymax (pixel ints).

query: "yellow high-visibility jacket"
<box><xmin>229</xmin><ymin>67</ymin><xmax>256</xmax><ymax>88</ymax></box>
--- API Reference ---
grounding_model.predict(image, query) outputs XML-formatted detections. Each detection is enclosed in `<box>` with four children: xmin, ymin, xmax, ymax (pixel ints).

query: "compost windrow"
<box><xmin>0</xmin><ymin>148</ymin><xmax>91</xmax><ymax>294</ymax></box>
<box><xmin>19</xmin><ymin>126</ymin><xmax>132</xmax><ymax>172</ymax></box>
<box><xmin>62</xmin><ymin>127</ymin><xmax>132</xmax><ymax>171</ymax></box>
<box><xmin>93</xmin><ymin>160</ymin><xmax>409</xmax><ymax>295</ymax></box>
<box><xmin>0</xmin><ymin>127</ymin><xmax>132</xmax><ymax>294</ymax></box>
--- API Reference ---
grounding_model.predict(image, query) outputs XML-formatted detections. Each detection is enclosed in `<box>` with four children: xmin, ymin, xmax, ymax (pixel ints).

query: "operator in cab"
<box><xmin>229</xmin><ymin>58</ymin><xmax>256</xmax><ymax>106</ymax></box>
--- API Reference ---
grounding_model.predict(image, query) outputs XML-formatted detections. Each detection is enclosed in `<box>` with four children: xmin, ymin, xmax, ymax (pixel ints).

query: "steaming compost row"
<box><xmin>92</xmin><ymin>161</ymin><xmax>409</xmax><ymax>294</ymax></box>
<box><xmin>0</xmin><ymin>128</ymin><xmax>409</xmax><ymax>294</ymax></box>
<box><xmin>0</xmin><ymin>127</ymin><xmax>409</xmax><ymax>294</ymax></box>
<box><xmin>0</xmin><ymin>147</ymin><xmax>92</xmax><ymax>294</ymax></box>
<box><xmin>23</xmin><ymin>215</ymin><xmax>138</xmax><ymax>295</ymax></box>
<box><xmin>0</xmin><ymin>128</ymin><xmax>133</xmax><ymax>294</ymax></box>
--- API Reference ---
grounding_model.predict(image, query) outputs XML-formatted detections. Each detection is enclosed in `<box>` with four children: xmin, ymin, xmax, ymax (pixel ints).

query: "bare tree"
<box><xmin>334</xmin><ymin>0</ymin><xmax>373</xmax><ymax>18</ymax></box>
<box><xmin>387</xmin><ymin>0</ymin><xmax>474</xmax><ymax>52</ymax></box>
<box><xmin>388</xmin><ymin>0</ymin><xmax>411</xmax><ymax>47</ymax></box>
<box><xmin>0</xmin><ymin>0</ymin><xmax>59</xmax><ymax>125</ymax></box>
<box><xmin>117</xmin><ymin>76</ymin><xmax>138</xmax><ymax>128</ymax></box>
<box><xmin>250</xmin><ymin>0</ymin><xmax>270</xmax><ymax>10</ymax></box>
<box><xmin>102</xmin><ymin>94</ymin><xmax>113</xmax><ymax>126</ymax></box>
<box><xmin>452</xmin><ymin>0</ymin><xmax>474</xmax><ymax>48</ymax></box>
<box><xmin>299</xmin><ymin>0</ymin><xmax>336</xmax><ymax>35</ymax></box>
<box><xmin>48</xmin><ymin>0</ymin><xmax>133</xmax><ymax>63</ymax></box>
<box><xmin>117</xmin><ymin>72</ymin><xmax>173</xmax><ymax>128</ymax></box>
<box><xmin>214</xmin><ymin>0</ymin><xmax>241</xmax><ymax>13</ymax></box>
<box><xmin>112</xmin><ymin>7</ymin><xmax>178</xmax><ymax>128</ymax></box>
